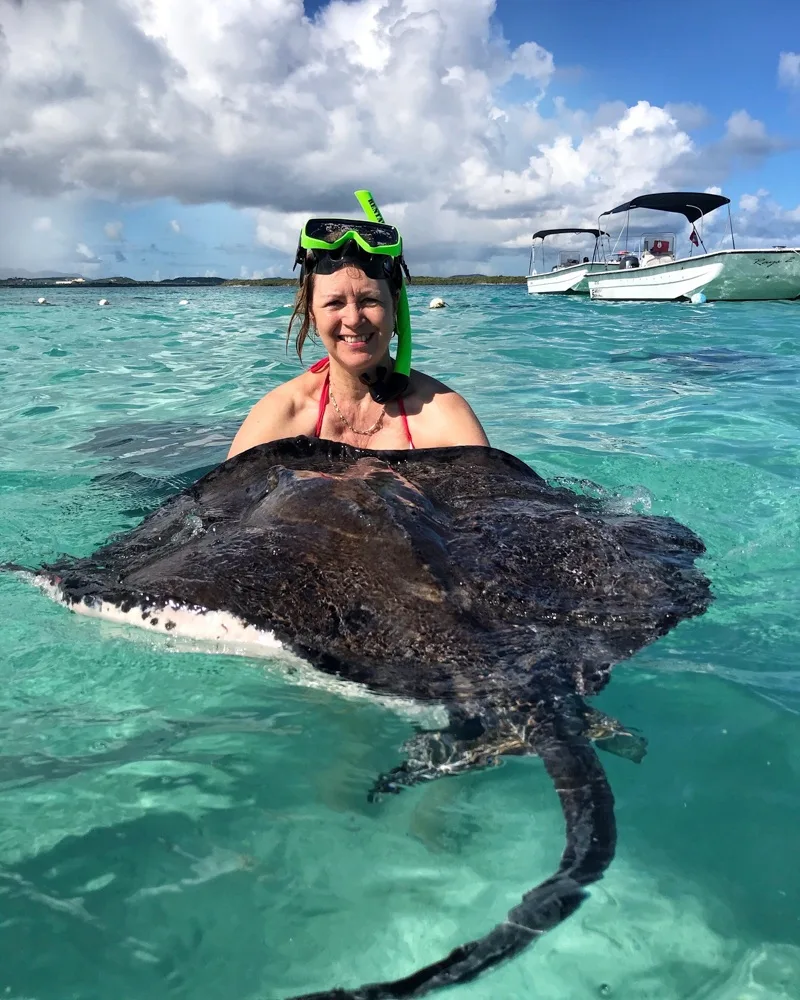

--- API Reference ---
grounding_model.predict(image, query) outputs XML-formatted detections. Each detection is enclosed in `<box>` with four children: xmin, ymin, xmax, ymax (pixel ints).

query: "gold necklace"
<box><xmin>329</xmin><ymin>387</ymin><xmax>385</xmax><ymax>436</ymax></box>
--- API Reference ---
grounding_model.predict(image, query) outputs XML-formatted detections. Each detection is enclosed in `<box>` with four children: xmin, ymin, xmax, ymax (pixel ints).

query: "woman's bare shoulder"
<box><xmin>227</xmin><ymin>370</ymin><xmax>319</xmax><ymax>459</ymax></box>
<box><xmin>405</xmin><ymin>369</ymin><xmax>490</xmax><ymax>447</ymax></box>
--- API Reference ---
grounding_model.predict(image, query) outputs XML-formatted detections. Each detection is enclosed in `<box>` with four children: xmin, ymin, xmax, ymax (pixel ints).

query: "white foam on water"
<box><xmin>30</xmin><ymin>574</ymin><xmax>449</xmax><ymax>726</ymax></box>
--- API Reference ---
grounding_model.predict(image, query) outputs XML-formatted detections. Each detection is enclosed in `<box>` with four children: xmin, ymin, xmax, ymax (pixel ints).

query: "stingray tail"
<box><xmin>286</xmin><ymin>694</ymin><xmax>616</xmax><ymax>1000</ymax></box>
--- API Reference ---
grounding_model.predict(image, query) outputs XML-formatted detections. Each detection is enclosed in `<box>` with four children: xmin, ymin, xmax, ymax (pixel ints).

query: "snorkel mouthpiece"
<box><xmin>359</xmin><ymin>366</ymin><xmax>407</xmax><ymax>403</ymax></box>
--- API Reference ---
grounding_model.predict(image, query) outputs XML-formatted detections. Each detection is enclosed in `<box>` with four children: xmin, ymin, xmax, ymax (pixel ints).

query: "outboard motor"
<box><xmin>619</xmin><ymin>253</ymin><xmax>639</xmax><ymax>269</ymax></box>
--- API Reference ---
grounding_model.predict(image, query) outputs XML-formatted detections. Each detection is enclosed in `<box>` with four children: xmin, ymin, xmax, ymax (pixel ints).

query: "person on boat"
<box><xmin>228</xmin><ymin>216</ymin><xmax>489</xmax><ymax>458</ymax></box>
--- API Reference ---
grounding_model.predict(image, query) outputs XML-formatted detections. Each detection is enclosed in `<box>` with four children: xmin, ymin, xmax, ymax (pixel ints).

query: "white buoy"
<box><xmin>178</xmin><ymin>299</ymin><xmax>189</xmax><ymax>306</ymax></box>
<box><xmin>689</xmin><ymin>291</ymin><xmax>707</xmax><ymax>304</ymax></box>
<box><xmin>98</xmin><ymin>298</ymin><xmax>110</xmax><ymax>306</ymax></box>
<box><xmin>429</xmin><ymin>297</ymin><xmax>447</xmax><ymax>309</ymax></box>
<box><xmin>37</xmin><ymin>296</ymin><xmax>48</xmax><ymax>305</ymax></box>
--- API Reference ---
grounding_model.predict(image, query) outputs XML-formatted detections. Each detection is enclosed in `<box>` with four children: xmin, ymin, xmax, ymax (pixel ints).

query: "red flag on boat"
<box><xmin>689</xmin><ymin>228</ymin><xmax>700</xmax><ymax>247</ymax></box>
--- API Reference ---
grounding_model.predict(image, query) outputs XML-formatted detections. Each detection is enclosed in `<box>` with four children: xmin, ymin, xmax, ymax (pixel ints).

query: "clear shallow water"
<box><xmin>1</xmin><ymin>285</ymin><xmax>799</xmax><ymax>999</ymax></box>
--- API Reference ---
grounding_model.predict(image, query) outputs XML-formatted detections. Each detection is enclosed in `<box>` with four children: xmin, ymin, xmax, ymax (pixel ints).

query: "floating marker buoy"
<box><xmin>98</xmin><ymin>298</ymin><xmax>110</xmax><ymax>306</ymax></box>
<box><xmin>178</xmin><ymin>299</ymin><xmax>189</xmax><ymax>306</ymax></box>
<box><xmin>689</xmin><ymin>292</ymin><xmax>707</xmax><ymax>304</ymax></box>
<box><xmin>37</xmin><ymin>297</ymin><xmax>48</xmax><ymax>305</ymax></box>
<box><xmin>429</xmin><ymin>297</ymin><xmax>446</xmax><ymax>309</ymax></box>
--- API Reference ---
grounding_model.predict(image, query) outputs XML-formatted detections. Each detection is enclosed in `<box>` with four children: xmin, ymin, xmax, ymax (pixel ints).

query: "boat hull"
<box><xmin>527</xmin><ymin>262</ymin><xmax>617</xmax><ymax>295</ymax></box>
<box><xmin>587</xmin><ymin>249</ymin><xmax>800</xmax><ymax>301</ymax></box>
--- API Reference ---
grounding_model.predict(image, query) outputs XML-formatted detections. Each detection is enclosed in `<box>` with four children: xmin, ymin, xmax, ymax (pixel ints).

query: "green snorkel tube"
<box><xmin>354</xmin><ymin>190</ymin><xmax>412</xmax><ymax>403</ymax></box>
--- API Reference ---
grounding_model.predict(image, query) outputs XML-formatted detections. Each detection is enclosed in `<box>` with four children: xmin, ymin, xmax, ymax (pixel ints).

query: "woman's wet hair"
<box><xmin>287</xmin><ymin>264</ymin><xmax>317</xmax><ymax>361</ymax></box>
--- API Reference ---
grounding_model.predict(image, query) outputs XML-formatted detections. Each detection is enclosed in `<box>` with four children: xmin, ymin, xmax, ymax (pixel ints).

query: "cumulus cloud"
<box><xmin>659</xmin><ymin>110</ymin><xmax>793</xmax><ymax>195</ymax></box>
<box><xmin>739</xmin><ymin>189</ymin><xmax>768</xmax><ymax>213</ymax></box>
<box><xmin>778</xmin><ymin>51</ymin><xmax>800</xmax><ymax>89</ymax></box>
<box><xmin>104</xmin><ymin>219</ymin><xmax>124</xmax><ymax>240</ymax></box>
<box><xmin>739</xmin><ymin>194</ymin><xmax>759</xmax><ymax>213</ymax></box>
<box><xmin>663</xmin><ymin>103</ymin><xmax>712</xmax><ymax>131</ymax></box>
<box><xmin>729</xmin><ymin>190</ymin><xmax>800</xmax><ymax>246</ymax></box>
<box><xmin>0</xmin><ymin>0</ymin><xmax>795</xmax><ymax>273</ymax></box>
<box><xmin>239</xmin><ymin>264</ymin><xmax>265</xmax><ymax>279</ymax></box>
<box><xmin>723</xmin><ymin>110</ymin><xmax>786</xmax><ymax>157</ymax></box>
<box><xmin>75</xmin><ymin>242</ymin><xmax>102</xmax><ymax>263</ymax></box>
<box><xmin>507</xmin><ymin>41</ymin><xmax>554</xmax><ymax>83</ymax></box>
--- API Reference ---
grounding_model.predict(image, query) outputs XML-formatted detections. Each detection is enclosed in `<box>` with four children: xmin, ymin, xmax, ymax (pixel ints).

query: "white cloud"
<box><xmin>739</xmin><ymin>189</ymin><xmax>768</xmax><ymax>213</ymax></box>
<box><xmin>739</xmin><ymin>194</ymin><xmax>759</xmax><ymax>213</ymax></box>
<box><xmin>778</xmin><ymin>51</ymin><xmax>800</xmax><ymax>89</ymax></box>
<box><xmin>32</xmin><ymin>216</ymin><xmax>52</xmax><ymax>232</ymax></box>
<box><xmin>664</xmin><ymin>103</ymin><xmax>712</xmax><ymax>131</ymax></box>
<box><xmin>721</xmin><ymin>190</ymin><xmax>800</xmax><ymax>247</ymax></box>
<box><xmin>104</xmin><ymin>220</ymin><xmax>124</xmax><ymax>240</ymax></box>
<box><xmin>239</xmin><ymin>265</ymin><xmax>265</xmax><ymax>279</ymax></box>
<box><xmin>0</xmin><ymin>0</ymin><xmax>692</xmax><ymax>213</ymax></box>
<box><xmin>75</xmin><ymin>242</ymin><xmax>102</xmax><ymax>262</ymax></box>
<box><xmin>0</xmin><ymin>0</ymin><xmax>795</xmax><ymax>273</ymax></box>
<box><xmin>507</xmin><ymin>41</ymin><xmax>554</xmax><ymax>84</ymax></box>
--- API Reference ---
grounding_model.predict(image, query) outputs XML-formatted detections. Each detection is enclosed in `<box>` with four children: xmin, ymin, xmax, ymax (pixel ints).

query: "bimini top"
<box><xmin>602</xmin><ymin>192</ymin><xmax>730</xmax><ymax>224</ymax></box>
<box><xmin>532</xmin><ymin>228</ymin><xmax>608</xmax><ymax>240</ymax></box>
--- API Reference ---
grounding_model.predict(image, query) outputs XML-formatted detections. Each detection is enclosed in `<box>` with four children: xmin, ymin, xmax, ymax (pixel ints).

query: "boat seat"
<box><xmin>642</xmin><ymin>252</ymin><xmax>674</xmax><ymax>267</ymax></box>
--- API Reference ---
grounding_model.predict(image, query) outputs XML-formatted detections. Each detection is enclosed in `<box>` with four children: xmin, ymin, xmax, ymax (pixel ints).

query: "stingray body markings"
<box><xmin>19</xmin><ymin>436</ymin><xmax>713</xmax><ymax>998</ymax></box>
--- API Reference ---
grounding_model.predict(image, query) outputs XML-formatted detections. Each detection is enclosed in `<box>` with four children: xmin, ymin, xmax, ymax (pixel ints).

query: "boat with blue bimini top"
<box><xmin>526</xmin><ymin>228</ymin><xmax>619</xmax><ymax>294</ymax></box>
<box><xmin>587</xmin><ymin>192</ymin><xmax>800</xmax><ymax>302</ymax></box>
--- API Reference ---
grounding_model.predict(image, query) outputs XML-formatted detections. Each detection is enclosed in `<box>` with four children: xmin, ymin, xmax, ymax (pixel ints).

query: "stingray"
<box><xmin>12</xmin><ymin>436</ymin><xmax>713</xmax><ymax>998</ymax></box>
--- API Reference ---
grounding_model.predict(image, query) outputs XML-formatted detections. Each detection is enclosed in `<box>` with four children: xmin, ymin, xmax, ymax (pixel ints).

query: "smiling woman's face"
<box><xmin>310</xmin><ymin>267</ymin><xmax>395</xmax><ymax>374</ymax></box>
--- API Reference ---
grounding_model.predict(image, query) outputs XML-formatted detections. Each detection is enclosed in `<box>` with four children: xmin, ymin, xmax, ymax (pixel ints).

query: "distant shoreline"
<box><xmin>0</xmin><ymin>275</ymin><xmax>526</xmax><ymax>290</ymax></box>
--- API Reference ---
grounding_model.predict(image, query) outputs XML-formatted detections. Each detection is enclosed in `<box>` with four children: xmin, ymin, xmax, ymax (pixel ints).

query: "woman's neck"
<box><xmin>328</xmin><ymin>353</ymin><xmax>393</xmax><ymax>402</ymax></box>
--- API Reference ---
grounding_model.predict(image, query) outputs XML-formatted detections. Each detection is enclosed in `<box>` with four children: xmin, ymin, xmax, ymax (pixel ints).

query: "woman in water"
<box><xmin>228</xmin><ymin>221</ymin><xmax>489</xmax><ymax>458</ymax></box>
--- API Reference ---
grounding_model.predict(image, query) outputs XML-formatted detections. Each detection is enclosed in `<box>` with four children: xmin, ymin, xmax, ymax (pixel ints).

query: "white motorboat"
<box><xmin>526</xmin><ymin>228</ymin><xmax>619</xmax><ymax>294</ymax></box>
<box><xmin>587</xmin><ymin>192</ymin><xmax>800</xmax><ymax>302</ymax></box>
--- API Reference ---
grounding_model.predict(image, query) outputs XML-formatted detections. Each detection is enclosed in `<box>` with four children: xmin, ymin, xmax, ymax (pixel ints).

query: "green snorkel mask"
<box><xmin>294</xmin><ymin>190</ymin><xmax>412</xmax><ymax>404</ymax></box>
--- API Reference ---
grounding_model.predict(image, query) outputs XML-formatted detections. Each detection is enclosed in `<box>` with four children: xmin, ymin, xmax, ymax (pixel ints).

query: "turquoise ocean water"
<box><xmin>0</xmin><ymin>284</ymin><xmax>798</xmax><ymax>999</ymax></box>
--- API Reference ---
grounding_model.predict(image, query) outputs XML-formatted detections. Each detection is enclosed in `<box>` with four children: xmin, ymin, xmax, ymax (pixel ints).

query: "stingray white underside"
<box><xmin>32</xmin><ymin>573</ymin><xmax>449</xmax><ymax>726</ymax></box>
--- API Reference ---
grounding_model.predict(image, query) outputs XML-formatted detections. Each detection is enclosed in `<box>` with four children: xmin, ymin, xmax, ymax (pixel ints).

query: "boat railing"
<box><xmin>527</xmin><ymin>230</ymin><xmax>615</xmax><ymax>276</ymax></box>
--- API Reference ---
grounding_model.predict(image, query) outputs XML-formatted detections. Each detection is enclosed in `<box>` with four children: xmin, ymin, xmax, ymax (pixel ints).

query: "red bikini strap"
<box><xmin>397</xmin><ymin>396</ymin><xmax>415</xmax><ymax>450</ymax></box>
<box><xmin>310</xmin><ymin>357</ymin><xmax>413</xmax><ymax>448</ymax></box>
<box><xmin>314</xmin><ymin>370</ymin><xmax>330</xmax><ymax>437</ymax></box>
<box><xmin>309</xmin><ymin>358</ymin><xmax>330</xmax><ymax>438</ymax></box>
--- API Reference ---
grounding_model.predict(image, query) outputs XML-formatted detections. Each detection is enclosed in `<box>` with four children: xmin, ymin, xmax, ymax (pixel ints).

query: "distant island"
<box><xmin>0</xmin><ymin>274</ymin><xmax>526</xmax><ymax>289</ymax></box>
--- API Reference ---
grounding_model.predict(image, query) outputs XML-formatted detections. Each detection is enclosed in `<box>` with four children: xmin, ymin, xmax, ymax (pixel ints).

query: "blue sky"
<box><xmin>501</xmin><ymin>0</ymin><xmax>800</xmax><ymax>202</ymax></box>
<box><xmin>1</xmin><ymin>0</ymin><xmax>799</xmax><ymax>279</ymax></box>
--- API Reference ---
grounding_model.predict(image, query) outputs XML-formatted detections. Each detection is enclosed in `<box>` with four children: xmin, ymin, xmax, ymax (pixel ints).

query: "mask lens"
<box><xmin>304</xmin><ymin>219</ymin><xmax>398</xmax><ymax>248</ymax></box>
